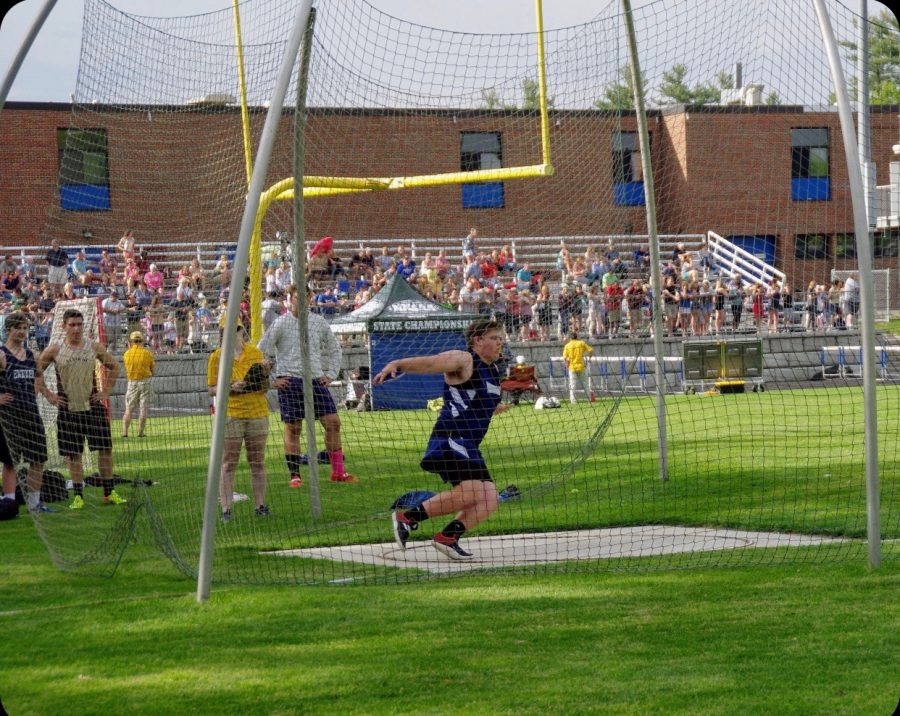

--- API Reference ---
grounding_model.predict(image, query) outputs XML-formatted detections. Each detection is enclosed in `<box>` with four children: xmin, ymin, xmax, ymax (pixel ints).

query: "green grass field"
<box><xmin>25</xmin><ymin>382</ymin><xmax>900</xmax><ymax>586</ymax></box>
<box><xmin>2</xmin><ymin>516</ymin><xmax>898</xmax><ymax>715</ymax></box>
<box><xmin>3</xmin><ymin>372</ymin><xmax>898</xmax><ymax>713</ymax></box>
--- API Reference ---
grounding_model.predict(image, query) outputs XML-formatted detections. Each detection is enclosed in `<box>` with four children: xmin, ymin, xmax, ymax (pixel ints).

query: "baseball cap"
<box><xmin>129</xmin><ymin>331</ymin><xmax>145</xmax><ymax>343</ymax></box>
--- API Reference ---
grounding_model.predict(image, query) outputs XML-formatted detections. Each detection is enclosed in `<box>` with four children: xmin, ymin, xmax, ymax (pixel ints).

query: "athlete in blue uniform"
<box><xmin>374</xmin><ymin>318</ymin><xmax>510</xmax><ymax>560</ymax></box>
<box><xmin>0</xmin><ymin>313</ymin><xmax>54</xmax><ymax>512</ymax></box>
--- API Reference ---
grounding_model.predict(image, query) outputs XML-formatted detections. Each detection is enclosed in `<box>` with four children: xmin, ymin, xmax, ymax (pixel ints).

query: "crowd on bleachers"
<box><xmin>0</xmin><ymin>228</ymin><xmax>861</xmax><ymax>354</ymax></box>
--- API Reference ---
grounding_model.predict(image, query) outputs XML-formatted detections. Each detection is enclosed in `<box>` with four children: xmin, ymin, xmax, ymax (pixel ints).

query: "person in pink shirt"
<box><xmin>144</xmin><ymin>264</ymin><xmax>164</xmax><ymax>292</ymax></box>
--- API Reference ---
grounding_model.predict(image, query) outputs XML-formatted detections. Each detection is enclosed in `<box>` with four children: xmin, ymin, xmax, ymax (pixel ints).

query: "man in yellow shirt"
<box><xmin>562</xmin><ymin>330</ymin><xmax>593</xmax><ymax>404</ymax></box>
<box><xmin>122</xmin><ymin>331</ymin><xmax>155</xmax><ymax>438</ymax></box>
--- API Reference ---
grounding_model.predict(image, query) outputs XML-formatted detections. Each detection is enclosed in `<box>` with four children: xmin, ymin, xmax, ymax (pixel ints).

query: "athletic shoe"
<box><xmin>391</xmin><ymin>511</ymin><xmax>416</xmax><ymax>550</ymax></box>
<box><xmin>103</xmin><ymin>490</ymin><xmax>128</xmax><ymax>505</ymax></box>
<box><xmin>330</xmin><ymin>473</ymin><xmax>358</xmax><ymax>483</ymax></box>
<box><xmin>221</xmin><ymin>509</ymin><xmax>232</xmax><ymax>523</ymax></box>
<box><xmin>289</xmin><ymin>475</ymin><xmax>303</xmax><ymax>488</ymax></box>
<box><xmin>69</xmin><ymin>495</ymin><xmax>85</xmax><ymax>510</ymax></box>
<box><xmin>255</xmin><ymin>505</ymin><xmax>271</xmax><ymax>517</ymax></box>
<box><xmin>299</xmin><ymin>452</ymin><xmax>330</xmax><ymax>465</ymax></box>
<box><xmin>432</xmin><ymin>533</ymin><xmax>474</xmax><ymax>560</ymax></box>
<box><xmin>29</xmin><ymin>502</ymin><xmax>57</xmax><ymax>514</ymax></box>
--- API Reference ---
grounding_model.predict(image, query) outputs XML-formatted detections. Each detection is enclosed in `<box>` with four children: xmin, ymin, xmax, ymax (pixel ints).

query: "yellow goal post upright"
<box><xmin>244</xmin><ymin>0</ymin><xmax>556</xmax><ymax>343</ymax></box>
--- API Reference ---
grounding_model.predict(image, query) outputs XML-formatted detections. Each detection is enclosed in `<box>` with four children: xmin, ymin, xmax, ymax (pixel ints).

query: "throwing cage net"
<box><xmin>15</xmin><ymin>0</ymin><xmax>899</xmax><ymax>584</ymax></box>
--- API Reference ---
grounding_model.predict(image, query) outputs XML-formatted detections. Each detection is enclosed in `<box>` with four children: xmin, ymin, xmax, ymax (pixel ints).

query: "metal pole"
<box><xmin>0</xmin><ymin>0</ymin><xmax>59</xmax><ymax>114</ymax></box>
<box><xmin>813</xmin><ymin>0</ymin><xmax>880</xmax><ymax>568</ymax></box>
<box><xmin>197</xmin><ymin>0</ymin><xmax>315</xmax><ymax>603</ymax></box>
<box><xmin>621</xmin><ymin>0</ymin><xmax>668</xmax><ymax>481</ymax></box>
<box><xmin>857</xmin><ymin>0</ymin><xmax>872</xmax><ymax>226</ymax></box>
<box><xmin>293</xmin><ymin>9</ymin><xmax>322</xmax><ymax>520</ymax></box>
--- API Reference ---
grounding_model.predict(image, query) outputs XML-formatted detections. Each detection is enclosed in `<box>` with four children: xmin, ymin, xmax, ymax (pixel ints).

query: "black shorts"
<box><xmin>0</xmin><ymin>422</ymin><xmax>12</xmax><ymax>468</ymax></box>
<box><xmin>57</xmin><ymin>404</ymin><xmax>113</xmax><ymax>457</ymax></box>
<box><xmin>277</xmin><ymin>377</ymin><xmax>337</xmax><ymax>423</ymax></box>
<box><xmin>3</xmin><ymin>409</ymin><xmax>48</xmax><ymax>465</ymax></box>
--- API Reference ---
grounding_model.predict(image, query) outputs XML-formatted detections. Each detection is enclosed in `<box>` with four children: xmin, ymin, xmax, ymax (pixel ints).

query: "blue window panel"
<box><xmin>60</xmin><ymin>184</ymin><xmax>111</xmax><ymax>211</ymax></box>
<box><xmin>462</xmin><ymin>182</ymin><xmax>504</xmax><ymax>209</ymax></box>
<box><xmin>791</xmin><ymin>177</ymin><xmax>830</xmax><ymax>201</ymax></box>
<box><xmin>725</xmin><ymin>235</ymin><xmax>777</xmax><ymax>266</ymax></box>
<box><xmin>614</xmin><ymin>181</ymin><xmax>645</xmax><ymax>206</ymax></box>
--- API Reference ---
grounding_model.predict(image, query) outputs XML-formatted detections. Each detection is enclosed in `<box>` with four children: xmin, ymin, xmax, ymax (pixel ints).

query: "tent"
<box><xmin>330</xmin><ymin>275</ymin><xmax>479</xmax><ymax>409</ymax></box>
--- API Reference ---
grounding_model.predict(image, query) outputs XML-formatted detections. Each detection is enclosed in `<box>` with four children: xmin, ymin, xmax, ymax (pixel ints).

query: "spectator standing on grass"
<box><xmin>258</xmin><ymin>286</ymin><xmax>357</xmax><ymax>487</ymax></box>
<box><xmin>44</xmin><ymin>239</ymin><xmax>69</xmax><ymax>296</ymax></box>
<box><xmin>563</xmin><ymin>330</ymin><xmax>593</xmax><ymax>404</ymax></box>
<box><xmin>122</xmin><ymin>331</ymin><xmax>154</xmax><ymax>438</ymax></box>
<box><xmin>380</xmin><ymin>318</ymin><xmax>510</xmax><ymax>561</ymax></box>
<box><xmin>207</xmin><ymin>322</ymin><xmax>271</xmax><ymax>522</ymax></box>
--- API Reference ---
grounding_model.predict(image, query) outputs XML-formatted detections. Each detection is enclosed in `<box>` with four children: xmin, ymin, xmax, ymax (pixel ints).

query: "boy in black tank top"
<box><xmin>0</xmin><ymin>313</ymin><xmax>54</xmax><ymax>512</ymax></box>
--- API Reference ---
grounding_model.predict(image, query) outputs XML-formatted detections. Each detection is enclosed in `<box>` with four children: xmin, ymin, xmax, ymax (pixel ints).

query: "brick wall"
<box><xmin>1</xmin><ymin>102</ymin><xmax>897</xmax><ymax>294</ymax></box>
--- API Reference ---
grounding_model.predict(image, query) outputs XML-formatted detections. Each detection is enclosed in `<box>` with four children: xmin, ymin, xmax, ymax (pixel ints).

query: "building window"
<box><xmin>58</xmin><ymin>128</ymin><xmax>111</xmax><ymax>211</ymax></box>
<box><xmin>835</xmin><ymin>233</ymin><xmax>856</xmax><ymax>259</ymax></box>
<box><xmin>460</xmin><ymin>131</ymin><xmax>503</xmax><ymax>209</ymax></box>
<box><xmin>613</xmin><ymin>131</ymin><xmax>645</xmax><ymax>206</ymax></box>
<box><xmin>791</xmin><ymin>128</ymin><xmax>830</xmax><ymax>201</ymax></box>
<box><xmin>794</xmin><ymin>233</ymin><xmax>830</xmax><ymax>260</ymax></box>
<box><xmin>874</xmin><ymin>230</ymin><xmax>899</xmax><ymax>258</ymax></box>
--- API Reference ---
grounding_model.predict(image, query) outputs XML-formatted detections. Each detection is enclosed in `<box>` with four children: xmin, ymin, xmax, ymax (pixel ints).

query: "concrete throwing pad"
<box><xmin>268</xmin><ymin>526</ymin><xmax>845</xmax><ymax>574</ymax></box>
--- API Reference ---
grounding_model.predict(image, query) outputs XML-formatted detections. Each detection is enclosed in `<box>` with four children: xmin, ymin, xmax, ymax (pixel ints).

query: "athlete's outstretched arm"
<box><xmin>373</xmin><ymin>350</ymin><xmax>472</xmax><ymax>385</ymax></box>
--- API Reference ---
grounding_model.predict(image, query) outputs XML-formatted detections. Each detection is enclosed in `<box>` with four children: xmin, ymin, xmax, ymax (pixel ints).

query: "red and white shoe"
<box><xmin>329</xmin><ymin>473</ymin><xmax>358</xmax><ymax>483</ymax></box>
<box><xmin>289</xmin><ymin>475</ymin><xmax>303</xmax><ymax>488</ymax></box>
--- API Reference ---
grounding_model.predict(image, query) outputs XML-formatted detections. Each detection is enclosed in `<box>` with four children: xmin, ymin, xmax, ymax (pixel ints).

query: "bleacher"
<box><xmin>5</xmin><ymin>233</ymin><xmax>705</xmax><ymax>290</ymax></box>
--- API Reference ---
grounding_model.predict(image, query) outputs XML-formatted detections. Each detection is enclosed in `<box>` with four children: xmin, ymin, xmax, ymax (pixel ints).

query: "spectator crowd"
<box><xmin>0</xmin><ymin>228</ymin><xmax>863</xmax><ymax>353</ymax></box>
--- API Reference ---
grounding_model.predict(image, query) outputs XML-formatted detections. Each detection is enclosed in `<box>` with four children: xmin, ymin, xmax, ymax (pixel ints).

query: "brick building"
<box><xmin>1</xmin><ymin>101</ymin><xmax>898</xmax><ymax>295</ymax></box>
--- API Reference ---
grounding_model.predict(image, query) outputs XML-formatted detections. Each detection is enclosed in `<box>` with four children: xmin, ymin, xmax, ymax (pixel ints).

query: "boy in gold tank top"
<box><xmin>38</xmin><ymin>309</ymin><xmax>123</xmax><ymax>509</ymax></box>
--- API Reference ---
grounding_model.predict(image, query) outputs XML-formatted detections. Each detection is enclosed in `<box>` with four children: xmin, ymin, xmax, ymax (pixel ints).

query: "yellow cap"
<box><xmin>129</xmin><ymin>331</ymin><xmax>145</xmax><ymax>343</ymax></box>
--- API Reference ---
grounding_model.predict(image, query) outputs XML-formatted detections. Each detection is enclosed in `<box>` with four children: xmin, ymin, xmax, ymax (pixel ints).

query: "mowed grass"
<box><xmin>4</xmin><ymin>384</ymin><xmax>899</xmax><ymax>714</ymax></box>
<box><xmin>27</xmin><ymin>382</ymin><xmax>900</xmax><ymax>585</ymax></box>
<box><xmin>1</xmin><ymin>517</ymin><xmax>899</xmax><ymax>715</ymax></box>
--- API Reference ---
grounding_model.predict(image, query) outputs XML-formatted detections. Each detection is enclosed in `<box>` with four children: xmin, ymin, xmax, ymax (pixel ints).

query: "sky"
<box><xmin>0</xmin><ymin>0</ymin><xmax>894</xmax><ymax>103</ymax></box>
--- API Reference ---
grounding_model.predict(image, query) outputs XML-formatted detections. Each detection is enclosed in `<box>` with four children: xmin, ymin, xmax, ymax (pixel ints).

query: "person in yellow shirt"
<box><xmin>207</xmin><ymin>323</ymin><xmax>271</xmax><ymax>522</ymax></box>
<box><xmin>562</xmin><ymin>330</ymin><xmax>593</xmax><ymax>404</ymax></box>
<box><xmin>122</xmin><ymin>331</ymin><xmax>155</xmax><ymax>438</ymax></box>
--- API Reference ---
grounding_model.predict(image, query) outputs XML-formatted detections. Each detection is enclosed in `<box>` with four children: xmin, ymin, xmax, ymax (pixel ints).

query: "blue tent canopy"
<box><xmin>330</xmin><ymin>275</ymin><xmax>480</xmax><ymax>409</ymax></box>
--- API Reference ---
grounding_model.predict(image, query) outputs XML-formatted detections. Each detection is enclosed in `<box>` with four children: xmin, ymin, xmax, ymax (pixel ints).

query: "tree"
<box><xmin>765</xmin><ymin>90</ymin><xmax>782</xmax><ymax>106</ymax></box>
<box><xmin>521</xmin><ymin>77</ymin><xmax>554</xmax><ymax>110</ymax></box>
<box><xmin>655</xmin><ymin>63</ymin><xmax>723</xmax><ymax>106</ymax></box>
<box><xmin>480</xmin><ymin>88</ymin><xmax>502</xmax><ymax>110</ymax></box>
<box><xmin>832</xmin><ymin>10</ymin><xmax>900</xmax><ymax>106</ymax></box>
<box><xmin>593</xmin><ymin>64</ymin><xmax>640</xmax><ymax>110</ymax></box>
